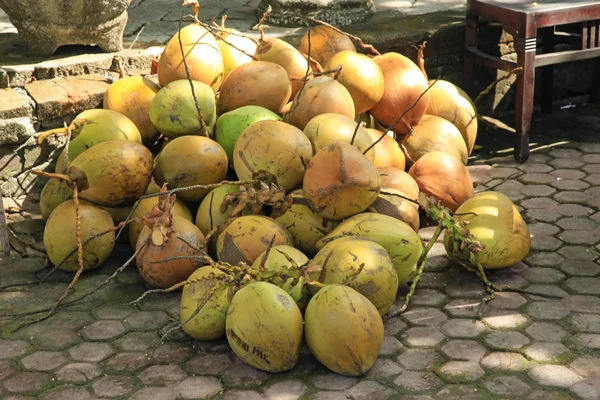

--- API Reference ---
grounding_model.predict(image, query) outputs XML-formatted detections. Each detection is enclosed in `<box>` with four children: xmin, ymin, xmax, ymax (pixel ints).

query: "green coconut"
<box><xmin>216</xmin><ymin>215</ymin><xmax>294</xmax><ymax>265</ymax></box>
<box><xmin>149</xmin><ymin>79</ymin><xmax>217</xmax><ymax>138</ymax></box>
<box><xmin>252</xmin><ymin>245</ymin><xmax>309</xmax><ymax>307</ymax></box>
<box><xmin>180</xmin><ymin>266</ymin><xmax>234</xmax><ymax>340</ymax></box>
<box><xmin>40</xmin><ymin>178</ymin><xmax>73</xmax><ymax>220</ymax></box>
<box><xmin>44</xmin><ymin>200</ymin><xmax>115</xmax><ymax>272</ymax></box>
<box><xmin>309</xmin><ymin>236</ymin><xmax>398</xmax><ymax>316</ymax></box>
<box><xmin>226</xmin><ymin>282</ymin><xmax>303</xmax><ymax>372</ymax></box>
<box><xmin>317</xmin><ymin>213</ymin><xmax>423</xmax><ymax>286</ymax></box>
<box><xmin>304</xmin><ymin>284</ymin><xmax>383</xmax><ymax>376</ymax></box>
<box><xmin>273</xmin><ymin>189</ymin><xmax>338</xmax><ymax>257</ymax></box>
<box><xmin>215</xmin><ymin>105</ymin><xmax>281</xmax><ymax>165</ymax></box>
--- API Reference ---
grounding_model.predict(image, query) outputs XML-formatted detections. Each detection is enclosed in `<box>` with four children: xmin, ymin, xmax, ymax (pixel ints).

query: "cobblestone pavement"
<box><xmin>1</xmin><ymin>104</ymin><xmax>600</xmax><ymax>400</ymax></box>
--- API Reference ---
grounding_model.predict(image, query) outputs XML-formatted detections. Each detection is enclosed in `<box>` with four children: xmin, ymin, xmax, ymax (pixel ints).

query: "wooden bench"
<box><xmin>463</xmin><ymin>0</ymin><xmax>600</xmax><ymax>162</ymax></box>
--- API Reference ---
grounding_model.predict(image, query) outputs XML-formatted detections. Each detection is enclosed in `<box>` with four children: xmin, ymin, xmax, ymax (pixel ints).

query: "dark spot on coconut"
<box><xmin>219</xmin><ymin>233</ymin><xmax>250</xmax><ymax>265</ymax></box>
<box><xmin>356</xmin><ymin>280</ymin><xmax>379</xmax><ymax>296</ymax></box>
<box><xmin>276</xmin><ymin>293</ymin><xmax>292</xmax><ymax>309</ymax></box>
<box><xmin>401</xmin><ymin>239</ymin><xmax>409</xmax><ymax>244</ymax></box>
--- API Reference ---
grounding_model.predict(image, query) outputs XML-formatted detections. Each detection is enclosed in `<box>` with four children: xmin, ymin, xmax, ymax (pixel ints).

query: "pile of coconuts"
<box><xmin>37</xmin><ymin>10</ymin><xmax>532</xmax><ymax>377</ymax></box>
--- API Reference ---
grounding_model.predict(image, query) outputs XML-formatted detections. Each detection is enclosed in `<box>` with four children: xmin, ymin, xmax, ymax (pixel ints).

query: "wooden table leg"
<box><xmin>463</xmin><ymin>10</ymin><xmax>479</xmax><ymax>96</ymax></box>
<box><xmin>0</xmin><ymin>196</ymin><xmax>10</xmax><ymax>258</ymax></box>
<box><xmin>514</xmin><ymin>36</ymin><xmax>537</xmax><ymax>163</ymax></box>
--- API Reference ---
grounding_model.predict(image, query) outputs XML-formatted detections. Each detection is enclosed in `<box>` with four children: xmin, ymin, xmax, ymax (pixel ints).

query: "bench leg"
<box><xmin>514</xmin><ymin>36</ymin><xmax>536</xmax><ymax>163</ymax></box>
<box><xmin>463</xmin><ymin>11</ymin><xmax>478</xmax><ymax>96</ymax></box>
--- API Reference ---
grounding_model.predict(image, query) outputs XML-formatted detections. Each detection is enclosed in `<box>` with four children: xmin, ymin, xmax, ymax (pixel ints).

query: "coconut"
<box><xmin>366</xmin><ymin>129</ymin><xmax>406</xmax><ymax>169</ymax></box>
<box><xmin>149</xmin><ymin>79</ymin><xmax>217</xmax><ymax>138</ymax></box>
<box><xmin>378</xmin><ymin>167</ymin><xmax>420</xmax><ymax>200</ymax></box>
<box><xmin>158</xmin><ymin>23</ymin><xmax>224</xmax><ymax>91</ymax></box>
<box><xmin>226</xmin><ymin>282</ymin><xmax>303</xmax><ymax>372</ymax></box>
<box><xmin>153</xmin><ymin>135</ymin><xmax>228</xmax><ymax>204</ymax></box>
<box><xmin>309</xmin><ymin>236</ymin><xmax>398</xmax><ymax>315</ymax></box>
<box><xmin>444</xmin><ymin>191</ymin><xmax>531</xmax><ymax>269</ymax></box>
<box><xmin>44</xmin><ymin>200</ymin><xmax>115</xmax><ymax>272</ymax></box>
<box><xmin>317</xmin><ymin>213</ymin><xmax>423</xmax><ymax>286</ymax></box>
<box><xmin>274</xmin><ymin>189</ymin><xmax>338</xmax><ymax>257</ymax></box>
<box><xmin>303</xmin><ymin>142</ymin><xmax>380</xmax><ymax>220</ymax></box>
<box><xmin>217</xmin><ymin>26</ymin><xmax>258</xmax><ymax>79</ymax></box>
<box><xmin>40</xmin><ymin>178</ymin><xmax>73</xmax><ymax>220</ymax></box>
<box><xmin>233</xmin><ymin>120</ymin><xmax>313</xmax><ymax>191</ymax></box>
<box><xmin>368</xmin><ymin>188</ymin><xmax>420</xmax><ymax>232</ymax></box>
<box><xmin>215</xmin><ymin>105</ymin><xmax>281</xmax><ymax>165</ymax></box>
<box><xmin>298</xmin><ymin>25</ymin><xmax>356</xmax><ymax>66</ymax></box>
<box><xmin>216</xmin><ymin>215</ymin><xmax>293</xmax><ymax>265</ymax></box>
<box><xmin>304</xmin><ymin>285</ymin><xmax>383</xmax><ymax>376</ymax></box>
<box><xmin>103</xmin><ymin>75</ymin><xmax>161</xmax><ymax>146</ymax></box>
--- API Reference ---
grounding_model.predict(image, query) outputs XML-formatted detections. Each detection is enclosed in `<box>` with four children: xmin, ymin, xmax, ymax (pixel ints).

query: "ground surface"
<box><xmin>1</xmin><ymin>102</ymin><xmax>600</xmax><ymax>400</ymax></box>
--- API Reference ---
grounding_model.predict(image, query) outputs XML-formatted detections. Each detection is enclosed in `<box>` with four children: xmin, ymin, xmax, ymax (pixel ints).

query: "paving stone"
<box><xmin>559</xmin><ymin>246</ymin><xmax>599</xmax><ymax>261</ymax></box>
<box><xmin>555</xmin><ymin>203</ymin><xmax>594</xmax><ymax>217</ymax></box>
<box><xmin>571</xmin><ymin>314</ymin><xmax>600</xmax><ymax>332</ymax></box>
<box><xmin>443</xmin><ymin>299</ymin><xmax>480</xmax><ymax>317</ymax></box>
<box><xmin>528</xmin><ymin>365</ymin><xmax>583</xmax><ymax>388</ymax></box>
<box><xmin>20</xmin><ymin>351</ymin><xmax>66</xmax><ymax>371</ymax></box>
<box><xmin>403</xmin><ymin>327</ymin><xmax>445</xmax><ymax>347</ymax></box>
<box><xmin>444</xmin><ymin>279</ymin><xmax>487</xmax><ymax>298</ymax></box>
<box><xmin>440</xmin><ymin>319</ymin><xmax>486</xmax><ymax>338</ymax></box>
<box><xmin>551</xmin><ymin>169</ymin><xmax>586</xmax><ymax>179</ymax></box>
<box><xmin>93</xmin><ymin>304</ymin><xmax>135</xmax><ymax>319</ymax></box>
<box><xmin>585</xmin><ymin>174</ymin><xmax>600</xmax><ymax>185</ymax></box>
<box><xmin>554</xmin><ymin>190</ymin><xmax>591</xmax><ymax>204</ymax></box>
<box><xmin>402</xmin><ymin>307</ymin><xmax>447</xmax><ymax>327</ymax></box>
<box><xmin>68</xmin><ymin>342</ymin><xmax>114</xmax><ymax>362</ymax></box>
<box><xmin>410</xmin><ymin>289</ymin><xmax>447</xmax><ymax>306</ymax></box>
<box><xmin>526</xmin><ymin>321</ymin><xmax>568</xmax><ymax>342</ymax></box>
<box><xmin>570</xmin><ymin>356</ymin><xmax>600</xmax><ymax>379</ymax></box>
<box><xmin>524</xmin><ymin>342</ymin><xmax>570</xmax><ymax>362</ymax></box>
<box><xmin>379</xmin><ymin>336</ymin><xmax>404</xmax><ymax>356</ymax></box>
<box><xmin>223</xmin><ymin>390</ymin><xmax>267</xmax><ymax>400</ymax></box>
<box><xmin>81</xmin><ymin>320</ymin><xmax>127</xmax><ymax>340</ymax></box>
<box><xmin>580</xmin><ymin>143</ymin><xmax>600</xmax><ymax>154</ymax></box>
<box><xmin>383</xmin><ymin>318</ymin><xmax>407</xmax><ymax>336</ymax></box>
<box><xmin>560</xmin><ymin>260</ymin><xmax>600</xmax><ymax>277</ymax></box>
<box><xmin>103</xmin><ymin>352</ymin><xmax>151</xmax><ymax>372</ymax></box>
<box><xmin>114</xmin><ymin>331</ymin><xmax>159</xmax><ymax>351</ymax></box>
<box><xmin>151</xmin><ymin>343</ymin><xmax>190</xmax><ymax>364</ymax></box>
<box><xmin>393</xmin><ymin>371</ymin><xmax>443</xmax><ymax>392</ymax></box>
<box><xmin>519</xmin><ymin>173</ymin><xmax>557</xmax><ymax>185</ymax></box>
<box><xmin>397</xmin><ymin>349</ymin><xmax>441</xmax><ymax>371</ymax></box>
<box><xmin>222</xmin><ymin>363</ymin><xmax>272</xmax><ymax>388</ymax></box>
<box><xmin>0</xmin><ymin>360</ymin><xmax>15</xmax><ymax>380</ymax></box>
<box><xmin>440</xmin><ymin>340</ymin><xmax>485</xmax><ymax>361</ymax></box>
<box><xmin>565</xmin><ymin>277</ymin><xmax>600</xmax><ymax>294</ymax></box>
<box><xmin>41</xmin><ymin>387</ymin><xmax>92</xmax><ymax>400</ymax></box>
<box><xmin>523</xmin><ymin>267</ymin><xmax>565</xmax><ymax>283</ymax></box>
<box><xmin>571</xmin><ymin>379</ymin><xmax>600</xmax><ymax>400</ymax></box>
<box><xmin>568</xmin><ymin>295</ymin><xmax>600</xmax><ymax>313</ymax></box>
<box><xmin>526</xmin><ymin>252</ymin><xmax>565</xmax><ymax>266</ymax></box>
<box><xmin>550</xmin><ymin>148</ymin><xmax>582</xmax><ymax>159</ymax></box>
<box><xmin>559</xmin><ymin>230</ymin><xmax>600</xmax><ymax>245</ymax></box>
<box><xmin>55</xmin><ymin>362</ymin><xmax>102</xmax><ymax>383</ymax></box>
<box><xmin>521</xmin><ymin>197</ymin><xmax>559</xmax><ymax>209</ymax></box>
<box><xmin>92</xmin><ymin>375</ymin><xmax>136</xmax><ymax>398</ymax></box>
<box><xmin>530</xmin><ymin>235</ymin><xmax>563</xmax><ymax>251</ymax></box>
<box><xmin>525</xmin><ymin>209</ymin><xmax>562</xmax><ymax>222</ymax></box>
<box><xmin>481</xmin><ymin>307</ymin><xmax>529</xmax><ymax>329</ymax></box>
<box><xmin>345</xmin><ymin>380</ymin><xmax>395</xmax><ymax>400</ymax></box>
<box><xmin>177</xmin><ymin>376</ymin><xmax>224</xmax><ymax>399</ymax></box>
<box><xmin>484</xmin><ymin>375</ymin><xmax>531</xmax><ymax>396</ymax></box>
<box><xmin>130</xmin><ymin>387</ymin><xmax>177</xmax><ymax>400</ymax></box>
<box><xmin>552</xmin><ymin>179</ymin><xmax>591</xmax><ymax>191</ymax></box>
<box><xmin>30</xmin><ymin>329</ymin><xmax>80</xmax><ymax>351</ymax></box>
<box><xmin>489</xmin><ymin>167</ymin><xmax>520</xmax><ymax>178</ymax></box>
<box><xmin>125</xmin><ymin>310</ymin><xmax>170</xmax><ymax>330</ymax></box>
<box><xmin>365</xmin><ymin>359</ymin><xmax>403</xmax><ymax>379</ymax></box>
<box><xmin>138</xmin><ymin>364</ymin><xmax>187</xmax><ymax>385</ymax></box>
<box><xmin>549</xmin><ymin>158</ymin><xmax>584</xmax><ymax>169</ymax></box>
<box><xmin>437</xmin><ymin>361</ymin><xmax>484</xmax><ymax>383</ymax></box>
<box><xmin>520</xmin><ymin>184</ymin><xmax>556</xmax><ymax>197</ymax></box>
<box><xmin>435</xmin><ymin>385</ymin><xmax>483</xmax><ymax>400</ymax></box>
<box><xmin>528</xmin><ymin>222</ymin><xmax>560</xmax><ymax>236</ymax></box>
<box><xmin>312</xmin><ymin>373</ymin><xmax>358</xmax><ymax>390</ymax></box>
<box><xmin>185</xmin><ymin>353</ymin><xmax>233</xmax><ymax>375</ymax></box>
<box><xmin>557</xmin><ymin>217</ymin><xmax>598</xmax><ymax>231</ymax></box>
<box><xmin>574</xmin><ymin>334</ymin><xmax>600</xmax><ymax>349</ymax></box>
<box><xmin>480</xmin><ymin>352</ymin><xmax>529</xmax><ymax>371</ymax></box>
<box><xmin>2</xmin><ymin>372</ymin><xmax>52</xmax><ymax>393</ymax></box>
<box><xmin>527</xmin><ymin>300</ymin><xmax>570</xmax><ymax>319</ymax></box>
<box><xmin>311</xmin><ymin>392</ymin><xmax>349</xmax><ymax>400</ymax></box>
<box><xmin>484</xmin><ymin>331</ymin><xmax>530</xmax><ymax>350</ymax></box>
<box><xmin>0</xmin><ymin>340</ymin><xmax>31</xmax><ymax>359</ymax></box>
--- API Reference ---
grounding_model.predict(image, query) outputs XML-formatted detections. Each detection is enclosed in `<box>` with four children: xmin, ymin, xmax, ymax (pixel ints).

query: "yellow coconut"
<box><xmin>444</xmin><ymin>191</ymin><xmax>531</xmax><ymax>269</ymax></box>
<box><xmin>39</xmin><ymin>178</ymin><xmax>73</xmax><ymax>220</ymax></box>
<box><xmin>298</xmin><ymin>25</ymin><xmax>357</xmax><ymax>66</ymax></box>
<box><xmin>368</xmin><ymin>188</ymin><xmax>420</xmax><ymax>232</ymax></box>
<box><xmin>366</xmin><ymin>129</ymin><xmax>405</xmax><ymax>169</ymax></box>
<box><xmin>304</xmin><ymin>285</ymin><xmax>383</xmax><ymax>376</ymax></box>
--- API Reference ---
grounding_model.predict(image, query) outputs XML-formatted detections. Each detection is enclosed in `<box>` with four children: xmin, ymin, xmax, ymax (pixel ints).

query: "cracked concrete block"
<box><xmin>0</xmin><ymin>116</ymin><xmax>36</xmax><ymax>145</ymax></box>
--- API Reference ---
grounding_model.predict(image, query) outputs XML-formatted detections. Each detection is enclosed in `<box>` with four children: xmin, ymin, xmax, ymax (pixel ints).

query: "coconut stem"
<box><xmin>386</xmin><ymin>78</ymin><xmax>439</xmax><ymax>139</ymax></box>
<box><xmin>257</xmin><ymin>5</ymin><xmax>272</xmax><ymax>43</ymax></box>
<box><xmin>199</xmin><ymin>20</ymin><xmax>260</xmax><ymax>60</ymax></box>
<box><xmin>378</xmin><ymin>190</ymin><xmax>419</xmax><ymax>206</ymax></box>
<box><xmin>278</xmin><ymin>11</ymin><xmax>381</xmax><ymax>56</ymax></box>
<box><xmin>350</xmin><ymin>114</ymin><xmax>364</xmax><ymax>146</ymax></box>
<box><xmin>178</xmin><ymin>7</ymin><xmax>209</xmax><ymax>138</ymax></box>
<box><xmin>36</xmin><ymin>126</ymin><xmax>69</xmax><ymax>144</ymax></box>
<box><xmin>289</xmin><ymin>30</ymin><xmax>313</xmax><ymax>116</ymax></box>
<box><xmin>415</xmin><ymin>41</ymin><xmax>428</xmax><ymax>80</ymax></box>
